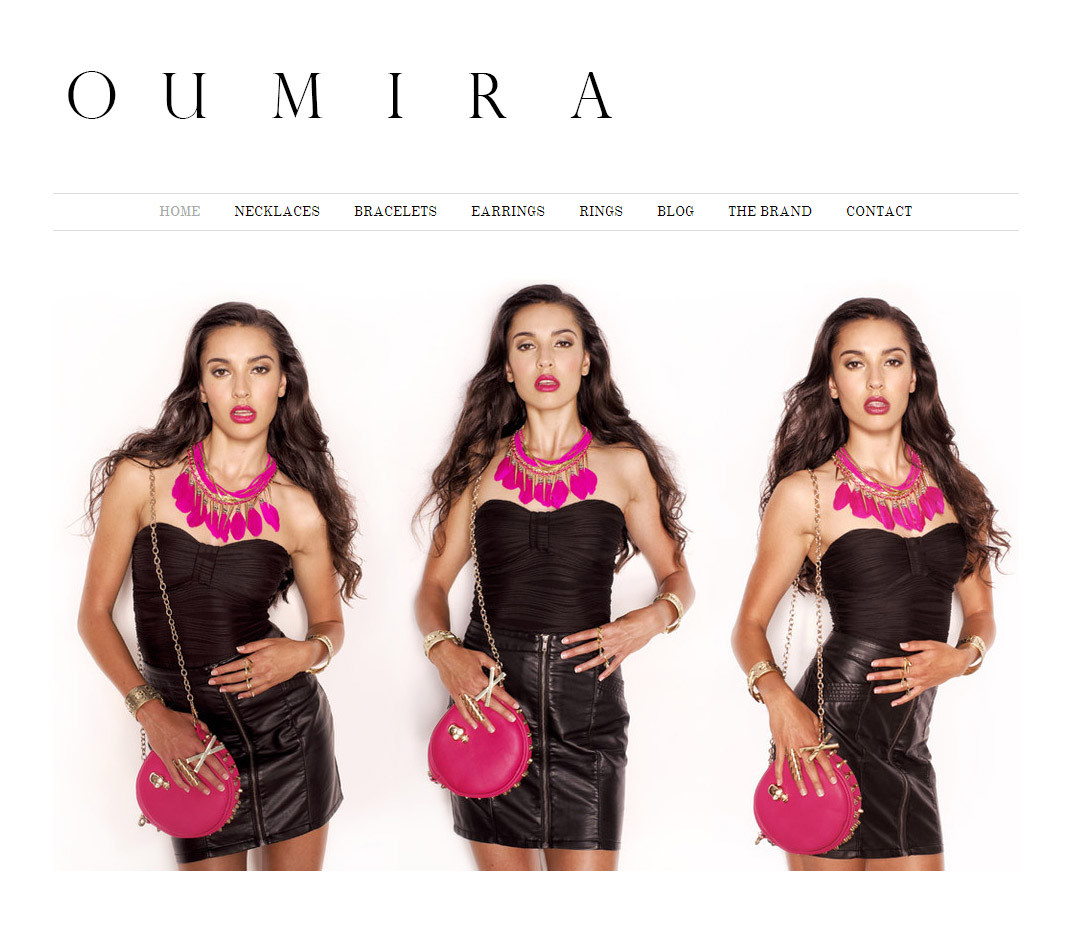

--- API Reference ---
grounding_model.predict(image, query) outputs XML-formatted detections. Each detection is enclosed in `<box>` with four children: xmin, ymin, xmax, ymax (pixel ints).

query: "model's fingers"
<box><xmin>236</xmin><ymin>639</ymin><xmax>275</xmax><ymax>653</ymax></box>
<box><xmin>869</xmin><ymin>656</ymin><xmax>907</xmax><ymax>669</ymax></box>
<box><xmin>489</xmin><ymin>690</ymin><xmax>520</xmax><ymax>720</ymax></box>
<box><xmin>900</xmin><ymin>641</ymin><xmax>934</xmax><ymax>652</ymax></box>
<box><xmin>559</xmin><ymin>641</ymin><xmax>602</xmax><ymax>660</ymax></box>
<box><xmin>208</xmin><ymin>669</ymin><xmax>249</xmax><ymax>685</ymax></box>
<box><xmin>597</xmin><ymin>654</ymin><xmax>624</xmax><ymax>681</ymax></box>
<box><xmin>891</xmin><ymin>684</ymin><xmax>920</xmax><ymax>707</ymax></box>
<box><xmin>167</xmin><ymin>757</ymin><xmax>191</xmax><ymax>794</ymax></box>
<box><xmin>573</xmin><ymin>651</ymin><xmax>610</xmax><ymax>673</ymax></box>
<box><xmin>774</xmin><ymin>751</ymin><xmax>785</xmax><ymax>786</ymax></box>
<box><xmin>802</xmin><ymin>754</ymin><xmax>825</xmax><ymax>797</ymax></box>
<box><xmin>814</xmin><ymin>751</ymin><xmax>838</xmax><ymax>785</ymax></box>
<box><xmin>209</xmin><ymin>660</ymin><xmax>248</xmax><ymax>677</ymax></box>
<box><xmin>561</xmin><ymin>628</ymin><xmax>599</xmax><ymax>645</ymax></box>
<box><xmin>787</xmin><ymin>749</ymin><xmax>807</xmax><ymax>796</ymax></box>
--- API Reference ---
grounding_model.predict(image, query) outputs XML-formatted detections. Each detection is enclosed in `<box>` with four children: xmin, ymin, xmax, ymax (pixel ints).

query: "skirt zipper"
<box><xmin>540</xmin><ymin>633</ymin><xmax>551</xmax><ymax>847</ymax></box>
<box><xmin>887</xmin><ymin>699</ymin><xmax>917</xmax><ymax>855</ymax></box>
<box><xmin>223</xmin><ymin>691</ymin><xmax>267</xmax><ymax>845</ymax></box>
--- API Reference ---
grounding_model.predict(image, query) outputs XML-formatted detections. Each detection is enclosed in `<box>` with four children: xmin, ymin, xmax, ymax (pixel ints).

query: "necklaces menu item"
<box><xmin>172</xmin><ymin>441</ymin><xmax>280</xmax><ymax>541</ymax></box>
<box><xmin>831</xmin><ymin>444</ymin><xmax>944</xmax><ymax>531</ymax></box>
<box><xmin>493</xmin><ymin>426</ymin><xmax>597</xmax><ymax>508</ymax></box>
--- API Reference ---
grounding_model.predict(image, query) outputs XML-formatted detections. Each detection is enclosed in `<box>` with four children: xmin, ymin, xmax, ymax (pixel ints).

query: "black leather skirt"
<box><xmin>451</xmin><ymin>622</ymin><xmax>630</xmax><ymax>850</ymax></box>
<box><xmin>794</xmin><ymin>632</ymin><xmax>941</xmax><ymax>859</ymax></box>
<box><xmin>142</xmin><ymin>654</ymin><xmax>343</xmax><ymax>864</ymax></box>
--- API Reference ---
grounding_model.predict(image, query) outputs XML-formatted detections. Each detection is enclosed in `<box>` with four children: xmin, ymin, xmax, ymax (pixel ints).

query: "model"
<box><xmin>415</xmin><ymin>284</ymin><xmax>694</xmax><ymax>870</ymax></box>
<box><xmin>732</xmin><ymin>297</ymin><xmax>1007</xmax><ymax>870</ymax></box>
<box><xmin>79</xmin><ymin>302</ymin><xmax>360</xmax><ymax>869</ymax></box>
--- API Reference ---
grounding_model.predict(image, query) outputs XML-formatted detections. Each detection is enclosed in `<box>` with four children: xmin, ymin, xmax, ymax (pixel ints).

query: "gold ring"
<box><xmin>902</xmin><ymin>657</ymin><xmax>911</xmax><ymax>674</ymax></box>
<box><xmin>461</xmin><ymin>692</ymin><xmax>485</xmax><ymax>723</ymax></box>
<box><xmin>604</xmin><ymin>657</ymin><xmax>611</xmax><ymax>670</ymax></box>
<box><xmin>174</xmin><ymin>758</ymin><xmax>199</xmax><ymax>787</ymax></box>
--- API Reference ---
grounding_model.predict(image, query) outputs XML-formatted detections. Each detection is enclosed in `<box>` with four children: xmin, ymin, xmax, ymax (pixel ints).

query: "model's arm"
<box><xmin>560</xmin><ymin>448</ymin><xmax>695</xmax><ymax>680</ymax></box>
<box><xmin>731</xmin><ymin>470</ymin><xmax>836</xmax><ymax>795</ymax></box>
<box><xmin>866</xmin><ymin>561</ymin><xmax>996</xmax><ymax>705</ymax></box>
<box><xmin>78</xmin><ymin>460</ymin><xmax>226</xmax><ymax>792</ymax></box>
<box><xmin>415</xmin><ymin>483</ymin><xmax>519</xmax><ymax>728</ymax></box>
<box><xmin>210</xmin><ymin>487</ymin><xmax>345</xmax><ymax>697</ymax></box>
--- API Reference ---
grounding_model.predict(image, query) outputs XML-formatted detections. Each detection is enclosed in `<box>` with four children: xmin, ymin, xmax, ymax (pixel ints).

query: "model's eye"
<box><xmin>885</xmin><ymin>357</ymin><xmax>904</xmax><ymax>367</ymax></box>
<box><xmin>844</xmin><ymin>360</ymin><xmax>863</xmax><ymax>370</ymax></box>
<box><xmin>210</xmin><ymin>367</ymin><xmax>230</xmax><ymax>377</ymax></box>
<box><xmin>252</xmin><ymin>365</ymin><xmax>270</xmax><ymax>375</ymax></box>
<box><xmin>515</xmin><ymin>341</ymin><xmax>535</xmax><ymax>351</ymax></box>
<box><xmin>555</xmin><ymin>339</ymin><xmax>574</xmax><ymax>348</ymax></box>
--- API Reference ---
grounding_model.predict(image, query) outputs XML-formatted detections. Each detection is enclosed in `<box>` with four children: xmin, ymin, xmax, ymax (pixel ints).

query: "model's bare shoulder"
<box><xmin>764</xmin><ymin>469</ymin><xmax>818</xmax><ymax>537</ymax></box>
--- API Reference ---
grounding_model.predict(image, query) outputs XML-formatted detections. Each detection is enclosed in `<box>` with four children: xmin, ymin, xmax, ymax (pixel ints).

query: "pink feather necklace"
<box><xmin>831</xmin><ymin>444</ymin><xmax>944</xmax><ymax>532</ymax></box>
<box><xmin>493</xmin><ymin>425</ymin><xmax>598</xmax><ymax>508</ymax></box>
<box><xmin>172</xmin><ymin>441</ymin><xmax>281</xmax><ymax>542</ymax></box>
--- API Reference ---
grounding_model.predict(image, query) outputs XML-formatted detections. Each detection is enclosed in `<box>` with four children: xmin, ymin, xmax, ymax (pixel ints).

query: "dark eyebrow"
<box><xmin>510</xmin><ymin>331</ymin><xmax>535</xmax><ymax>340</ymax></box>
<box><xmin>204</xmin><ymin>355</ymin><xmax>275</xmax><ymax>365</ymax></box>
<box><xmin>838</xmin><ymin>347</ymin><xmax>908</xmax><ymax>358</ymax></box>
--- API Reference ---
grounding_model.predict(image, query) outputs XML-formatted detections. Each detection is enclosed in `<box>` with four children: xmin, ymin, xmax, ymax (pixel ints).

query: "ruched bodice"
<box><xmin>132</xmin><ymin>523</ymin><xmax>292</xmax><ymax>667</ymax></box>
<box><xmin>470</xmin><ymin>499</ymin><xmax>627</xmax><ymax>634</ymax></box>
<box><xmin>820</xmin><ymin>523</ymin><xmax>966</xmax><ymax>645</ymax></box>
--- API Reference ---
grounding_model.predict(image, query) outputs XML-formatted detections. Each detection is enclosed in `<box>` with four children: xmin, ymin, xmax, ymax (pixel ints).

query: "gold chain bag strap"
<box><xmin>425</xmin><ymin>477</ymin><xmax>533</xmax><ymax>798</ymax></box>
<box><xmin>134</xmin><ymin>467</ymin><xmax>242</xmax><ymax>837</ymax></box>
<box><xmin>751</xmin><ymin>469</ymin><xmax>862</xmax><ymax>855</ymax></box>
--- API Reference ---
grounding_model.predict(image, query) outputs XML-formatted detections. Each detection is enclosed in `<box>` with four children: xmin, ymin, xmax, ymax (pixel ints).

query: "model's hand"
<box><xmin>867</xmin><ymin>640</ymin><xmax>972</xmax><ymax>706</ymax></box>
<box><xmin>209</xmin><ymin>638</ymin><xmax>315</xmax><ymax>699</ymax></box>
<box><xmin>138</xmin><ymin>701</ymin><xmax>229</xmax><ymax>794</ymax></box>
<box><xmin>560</xmin><ymin>603</ymin><xmax>668</xmax><ymax>681</ymax></box>
<box><xmin>763</xmin><ymin>689</ymin><xmax>838</xmax><ymax>798</ymax></box>
<box><xmin>428</xmin><ymin>641</ymin><xmax>520</xmax><ymax>731</ymax></box>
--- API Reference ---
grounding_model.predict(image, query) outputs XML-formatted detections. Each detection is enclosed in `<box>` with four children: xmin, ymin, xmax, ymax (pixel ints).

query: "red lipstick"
<box><xmin>535</xmin><ymin>375</ymin><xmax>560</xmax><ymax>393</ymax></box>
<box><xmin>230</xmin><ymin>405</ymin><xmax>257</xmax><ymax>423</ymax></box>
<box><xmin>864</xmin><ymin>396</ymin><xmax>890</xmax><ymax>415</ymax></box>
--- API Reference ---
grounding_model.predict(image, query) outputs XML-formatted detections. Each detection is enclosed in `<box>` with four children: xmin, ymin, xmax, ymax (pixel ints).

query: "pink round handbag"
<box><xmin>428</xmin><ymin>699</ymin><xmax>533</xmax><ymax>798</ymax></box>
<box><xmin>135</xmin><ymin>478</ymin><xmax>242</xmax><ymax>838</ymax></box>
<box><xmin>752</xmin><ymin>470</ymin><xmax>861</xmax><ymax>855</ymax></box>
<box><xmin>136</xmin><ymin>720</ymin><xmax>242</xmax><ymax>838</ymax></box>
<box><xmin>426</xmin><ymin>478</ymin><xmax>532</xmax><ymax>799</ymax></box>
<box><xmin>753</xmin><ymin>748</ymin><xmax>861</xmax><ymax>854</ymax></box>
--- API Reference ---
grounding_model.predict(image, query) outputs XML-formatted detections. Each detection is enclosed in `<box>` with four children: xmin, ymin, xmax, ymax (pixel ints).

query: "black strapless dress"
<box><xmin>794</xmin><ymin>523</ymin><xmax>967</xmax><ymax>859</ymax></box>
<box><xmin>132</xmin><ymin>523</ymin><xmax>343</xmax><ymax>864</ymax></box>
<box><xmin>451</xmin><ymin>499</ymin><xmax>630</xmax><ymax>850</ymax></box>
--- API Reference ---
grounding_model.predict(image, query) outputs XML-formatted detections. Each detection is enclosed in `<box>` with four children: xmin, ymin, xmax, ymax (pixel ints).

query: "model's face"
<box><xmin>828</xmin><ymin>318</ymin><xmax>916</xmax><ymax>430</ymax></box>
<box><xmin>198</xmin><ymin>325</ymin><xmax>286</xmax><ymax>436</ymax></box>
<box><xmin>504</xmin><ymin>302</ymin><xmax>590</xmax><ymax>406</ymax></box>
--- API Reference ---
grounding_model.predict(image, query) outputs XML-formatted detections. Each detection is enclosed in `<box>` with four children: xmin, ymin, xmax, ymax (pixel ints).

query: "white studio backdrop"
<box><xmin>52</xmin><ymin>229</ymin><xmax>1019</xmax><ymax>869</ymax></box>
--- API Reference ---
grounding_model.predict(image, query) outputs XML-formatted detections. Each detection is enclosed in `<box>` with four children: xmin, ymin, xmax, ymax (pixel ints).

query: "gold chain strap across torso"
<box><xmin>148</xmin><ymin>468</ymin><xmax>201</xmax><ymax>723</ymax></box>
<box><xmin>778</xmin><ymin>469</ymin><xmax>826</xmax><ymax>736</ymax></box>
<box><xmin>469</xmin><ymin>476</ymin><xmax>503</xmax><ymax>672</ymax></box>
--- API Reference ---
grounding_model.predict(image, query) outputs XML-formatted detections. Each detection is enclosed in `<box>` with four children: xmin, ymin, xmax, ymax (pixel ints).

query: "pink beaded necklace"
<box><xmin>172</xmin><ymin>441</ymin><xmax>280</xmax><ymax>541</ymax></box>
<box><xmin>493</xmin><ymin>426</ymin><xmax>597</xmax><ymax>508</ymax></box>
<box><xmin>831</xmin><ymin>445</ymin><xmax>944</xmax><ymax>532</ymax></box>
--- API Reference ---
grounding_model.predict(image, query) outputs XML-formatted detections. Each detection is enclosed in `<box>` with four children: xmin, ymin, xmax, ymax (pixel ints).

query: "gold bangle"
<box><xmin>747</xmin><ymin>661</ymin><xmax>782</xmax><ymax>703</ymax></box>
<box><xmin>305</xmin><ymin>633</ymin><xmax>334</xmax><ymax>674</ymax></box>
<box><xmin>654</xmin><ymin>592</ymin><xmax>685</xmax><ymax>634</ymax></box>
<box><xmin>957</xmin><ymin>635</ymin><xmax>987</xmax><ymax>676</ymax></box>
<box><xmin>423</xmin><ymin>629</ymin><xmax>463</xmax><ymax>659</ymax></box>
<box><xmin>124</xmin><ymin>683</ymin><xmax>164</xmax><ymax>718</ymax></box>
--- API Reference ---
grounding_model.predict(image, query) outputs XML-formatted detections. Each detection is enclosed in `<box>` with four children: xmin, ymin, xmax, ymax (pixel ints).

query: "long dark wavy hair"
<box><xmin>764</xmin><ymin>297</ymin><xmax>1008</xmax><ymax>582</ymax></box>
<box><xmin>88</xmin><ymin>302</ymin><xmax>361</xmax><ymax>601</ymax></box>
<box><xmin>418</xmin><ymin>284</ymin><xmax>687</xmax><ymax>570</ymax></box>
